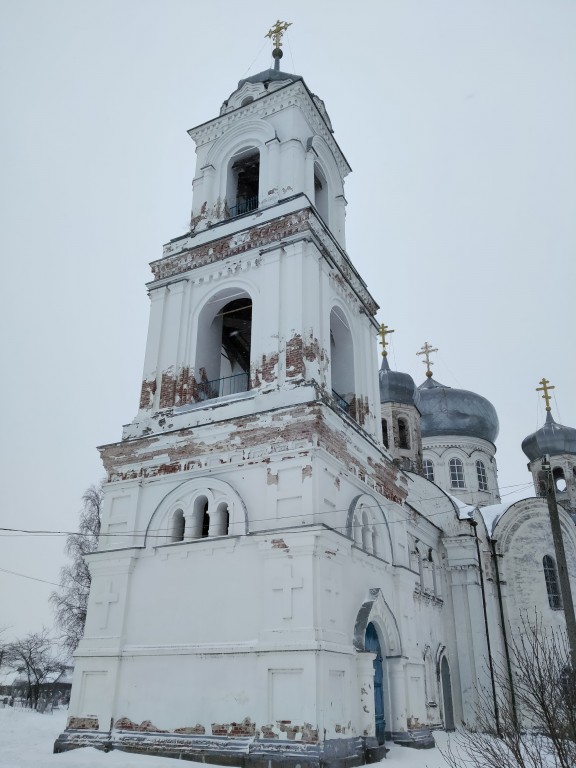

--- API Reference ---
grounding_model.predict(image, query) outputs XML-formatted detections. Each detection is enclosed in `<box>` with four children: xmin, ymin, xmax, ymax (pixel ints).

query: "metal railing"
<box><xmin>332</xmin><ymin>389</ymin><xmax>350</xmax><ymax>413</ymax></box>
<box><xmin>196</xmin><ymin>372</ymin><xmax>250</xmax><ymax>401</ymax></box>
<box><xmin>228</xmin><ymin>196</ymin><xmax>258</xmax><ymax>218</ymax></box>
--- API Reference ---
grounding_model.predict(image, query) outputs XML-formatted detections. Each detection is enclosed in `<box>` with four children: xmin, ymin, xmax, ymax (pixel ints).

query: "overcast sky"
<box><xmin>1</xmin><ymin>0</ymin><xmax>575</xmax><ymax>642</ymax></box>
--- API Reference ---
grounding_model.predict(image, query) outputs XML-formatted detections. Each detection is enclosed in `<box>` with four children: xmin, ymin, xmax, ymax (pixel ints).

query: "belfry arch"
<box><xmin>194</xmin><ymin>288</ymin><xmax>253</xmax><ymax>398</ymax></box>
<box><xmin>330</xmin><ymin>305</ymin><xmax>355</xmax><ymax>409</ymax></box>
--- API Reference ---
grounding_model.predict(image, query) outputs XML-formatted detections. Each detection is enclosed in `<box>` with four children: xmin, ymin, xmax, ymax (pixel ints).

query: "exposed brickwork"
<box><xmin>153</xmin><ymin>211</ymin><xmax>312</xmax><ymax>282</ymax></box>
<box><xmin>159</xmin><ymin>371</ymin><xmax>177</xmax><ymax>409</ymax></box>
<box><xmin>175</xmin><ymin>366</ymin><xmax>192</xmax><ymax>406</ymax></box>
<box><xmin>348</xmin><ymin>396</ymin><xmax>370</xmax><ymax>427</ymax></box>
<box><xmin>114</xmin><ymin>717</ymin><xmax>167</xmax><ymax>733</ymax></box>
<box><xmin>286</xmin><ymin>335</ymin><xmax>305</xmax><ymax>378</ymax></box>
<box><xmin>253</xmin><ymin>351</ymin><xmax>279</xmax><ymax>387</ymax></box>
<box><xmin>100</xmin><ymin>403</ymin><xmax>407</xmax><ymax>503</ymax></box>
<box><xmin>67</xmin><ymin>716</ymin><xmax>99</xmax><ymax>730</ymax></box>
<box><xmin>174</xmin><ymin>724</ymin><xmax>206</xmax><ymax>735</ymax></box>
<box><xmin>139</xmin><ymin>378</ymin><xmax>157</xmax><ymax>410</ymax></box>
<box><xmin>211</xmin><ymin>718</ymin><xmax>256</xmax><ymax>737</ymax></box>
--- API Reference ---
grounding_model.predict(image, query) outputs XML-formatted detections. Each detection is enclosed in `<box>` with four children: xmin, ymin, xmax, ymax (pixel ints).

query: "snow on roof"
<box><xmin>445</xmin><ymin>493</ymin><xmax>476</xmax><ymax>520</ymax></box>
<box><xmin>479</xmin><ymin>502</ymin><xmax>514</xmax><ymax>536</ymax></box>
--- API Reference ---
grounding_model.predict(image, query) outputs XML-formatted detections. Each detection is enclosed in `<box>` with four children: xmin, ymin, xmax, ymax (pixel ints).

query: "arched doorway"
<box><xmin>365</xmin><ymin>622</ymin><xmax>385</xmax><ymax>744</ymax></box>
<box><xmin>440</xmin><ymin>656</ymin><xmax>455</xmax><ymax>731</ymax></box>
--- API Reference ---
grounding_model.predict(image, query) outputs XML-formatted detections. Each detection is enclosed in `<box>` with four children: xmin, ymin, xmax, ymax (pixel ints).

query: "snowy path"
<box><xmin>0</xmin><ymin>707</ymin><xmax>453</xmax><ymax>768</ymax></box>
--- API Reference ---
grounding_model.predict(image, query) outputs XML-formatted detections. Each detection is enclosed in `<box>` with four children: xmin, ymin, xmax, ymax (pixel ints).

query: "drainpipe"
<box><xmin>468</xmin><ymin>517</ymin><xmax>500</xmax><ymax>736</ymax></box>
<box><xmin>490</xmin><ymin>538</ymin><xmax>518</xmax><ymax>725</ymax></box>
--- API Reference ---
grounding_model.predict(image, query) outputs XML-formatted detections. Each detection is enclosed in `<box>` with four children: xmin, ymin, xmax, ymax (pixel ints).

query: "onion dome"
<box><xmin>521</xmin><ymin>411</ymin><xmax>576</xmax><ymax>461</ymax></box>
<box><xmin>379</xmin><ymin>356</ymin><xmax>419</xmax><ymax>407</ymax></box>
<box><xmin>418</xmin><ymin>377</ymin><xmax>499</xmax><ymax>444</ymax></box>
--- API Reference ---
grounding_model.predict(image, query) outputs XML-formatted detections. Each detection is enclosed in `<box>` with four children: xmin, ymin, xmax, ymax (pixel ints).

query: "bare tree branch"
<box><xmin>49</xmin><ymin>483</ymin><xmax>103</xmax><ymax>655</ymax></box>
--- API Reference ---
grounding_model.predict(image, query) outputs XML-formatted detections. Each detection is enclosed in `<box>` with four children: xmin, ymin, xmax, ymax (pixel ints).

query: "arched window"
<box><xmin>449</xmin><ymin>458</ymin><xmax>465</xmax><ymax>489</ymax></box>
<box><xmin>423</xmin><ymin>459</ymin><xmax>435</xmax><ymax>482</ymax></box>
<box><xmin>543</xmin><ymin>555</ymin><xmax>562</xmax><ymax>609</ymax></box>
<box><xmin>226</xmin><ymin>147</ymin><xmax>260</xmax><ymax>217</ymax></box>
<box><xmin>381</xmin><ymin>418</ymin><xmax>389</xmax><ymax>448</ymax></box>
<box><xmin>170</xmin><ymin>509</ymin><xmax>185</xmax><ymax>543</ymax></box>
<box><xmin>189</xmin><ymin>495</ymin><xmax>209</xmax><ymax>539</ymax></box>
<box><xmin>201</xmin><ymin>510</ymin><xmax>210</xmax><ymax>538</ymax></box>
<box><xmin>397</xmin><ymin>418</ymin><xmax>410</xmax><ymax>449</ymax></box>
<box><xmin>194</xmin><ymin>290</ymin><xmax>252</xmax><ymax>401</ymax></box>
<box><xmin>211</xmin><ymin>502</ymin><xmax>230</xmax><ymax>537</ymax></box>
<box><xmin>330</xmin><ymin>307</ymin><xmax>355</xmax><ymax>412</ymax></box>
<box><xmin>476</xmin><ymin>460</ymin><xmax>488</xmax><ymax>491</ymax></box>
<box><xmin>313</xmin><ymin>163</ymin><xmax>329</xmax><ymax>225</ymax></box>
<box><xmin>553</xmin><ymin>467</ymin><xmax>567</xmax><ymax>493</ymax></box>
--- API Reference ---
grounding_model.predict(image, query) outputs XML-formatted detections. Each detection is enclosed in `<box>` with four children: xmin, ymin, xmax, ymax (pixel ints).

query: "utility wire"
<box><xmin>0</xmin><ymin>481</ymin><xmax>535</xmax><ymax>540</ymax></box>
<box><xmin>0</xmin><ymin>567</ymin><xmax>61</xmax><ymax>588</ymax></box>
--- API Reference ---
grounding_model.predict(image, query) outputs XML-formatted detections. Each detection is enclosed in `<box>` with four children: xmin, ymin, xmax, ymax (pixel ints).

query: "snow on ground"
<box><xmin>0</xmin><ymin>706</ymin><xmax>454</xmax><ymax>768</ymax></box>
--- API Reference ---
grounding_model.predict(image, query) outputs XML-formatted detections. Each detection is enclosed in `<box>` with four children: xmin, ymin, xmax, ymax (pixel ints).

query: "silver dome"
<box><xmin>418</xmin><ymin>377</ymin><xmax>499</xmax><ymax>444</ymax></box>
<box><xmin>521</xmin><ymin>411</ymin><xmax>576</xmax><ymax>461</ymax></box>
<box><xmin>379</xmin><ymin>357</ymin><xmax>419</xmax><ymax>407</ymax></box>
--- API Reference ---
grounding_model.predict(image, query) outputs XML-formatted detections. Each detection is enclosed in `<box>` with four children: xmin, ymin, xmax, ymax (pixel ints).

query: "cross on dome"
<box><xmin>536</xmin><ymin>377</ymin><xmax>555</xmax><ymax>412</ymax></box>
<box><xmin>266</xmin><ymin>20</ymin><xmax>292</xmax><ymax>70</ymax></box>
<box><xmin>378</xmin><ymin>323</ymin><xmax>394</xmax><ymax>357</ymax></box>
<box><xmin>417</xmin><ymin>341</ymin><xmax>438</xmax><ymax>378</ymax></box>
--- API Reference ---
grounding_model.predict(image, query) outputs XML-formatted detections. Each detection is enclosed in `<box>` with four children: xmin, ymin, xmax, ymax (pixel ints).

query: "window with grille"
<box><xmin>476</xmin><ymin>460</ymin><xmax>488</xmax><ymax>491</ymax></box>
<box><xmin>423</xmin><ymin>459</ymin><xmax>435</xmax><ymax>482</ymax></box>
<box><xmin>449</xmin><ymin>458</ymin><xmax>465</xmax><ymax>488</ymax></box>
<box><xmin>543</xmin><ymin>555</ymin><xmax>562</xmax><ymax>609</ymax></box>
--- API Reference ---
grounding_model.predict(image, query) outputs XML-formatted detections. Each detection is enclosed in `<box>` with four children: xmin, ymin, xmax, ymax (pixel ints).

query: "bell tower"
<box><xmin>58</xmin><ymin>26</ymin><xmax>410</xmax><ymax>766</ymax></box>
<box><xmin>522</xmin><ymin>379</ymin><xmax>576</xmax><ymax>518</ymax></box>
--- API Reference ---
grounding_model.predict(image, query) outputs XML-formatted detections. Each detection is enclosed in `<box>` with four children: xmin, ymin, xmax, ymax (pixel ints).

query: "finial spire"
<box><xmin>378</xmin><ymin>323</ymin><xmax>394</xmax><ymax>357</ymax></box>
<box><xmin>266</xmin><ymin>20</ymin><xmax>292</xmax><ymax>71</ymax></box>
<box><xmin>536</xmin><ymin>377</ymin><xmax>555</xmax><ymax>412</ymax></box>
<box><xmin>417</xmin><ymin>341</ymin><xmax>438</xmax><ymax>378</ymax></box>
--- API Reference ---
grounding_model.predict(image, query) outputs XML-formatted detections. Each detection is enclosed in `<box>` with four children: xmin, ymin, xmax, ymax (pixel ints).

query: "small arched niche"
<box><xmin>226</xmin><ymin>146</ymin><xmax>260</xmax><ymax>217</ymax></box>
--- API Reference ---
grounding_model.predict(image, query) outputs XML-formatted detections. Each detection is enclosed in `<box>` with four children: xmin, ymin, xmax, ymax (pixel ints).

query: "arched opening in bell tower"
<box><xmin>226</xmin><ymin>147</ymin><xmax>260</xmax><ymax>218</ymax></box>
<box><xmin>195</xmin><ymin>289</ymin><xmax>252</xmax><ymax>400</ymax></box>
<box><xmin>330</xmin><ymin>306</ymin><xmax>355</xmax><ymax>411</ymax></box>
<box><xmin>314</xmin><ymin>163</ymin><xmax>329</xmax><ymax>225</ymax></box>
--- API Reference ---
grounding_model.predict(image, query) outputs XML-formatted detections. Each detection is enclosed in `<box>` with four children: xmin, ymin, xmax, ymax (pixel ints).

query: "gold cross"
<box><xmin>536</xmin><ymin>377</ymin><xmax>555</xmax><ymax>412</ymax></box>
<box><xmin>266</xmin><ymin>20</ymin><xmax>292</xmax><ymax>49</ymax></box>
<box><xmin>378</xmin><ymin>323</ymin><xmax>394</xmax><ymax>357</ymax></box>
<box><xmin>417</xmin><ymin>341</ymin><xmax>438</xmax><ymax>378</ymax></box>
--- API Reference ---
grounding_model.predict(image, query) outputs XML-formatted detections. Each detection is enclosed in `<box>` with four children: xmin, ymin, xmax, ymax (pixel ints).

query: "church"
<box><xmin>55</xmin><ymin>24</ymin><xmax>576</xmax><ymax>766</ymax></box>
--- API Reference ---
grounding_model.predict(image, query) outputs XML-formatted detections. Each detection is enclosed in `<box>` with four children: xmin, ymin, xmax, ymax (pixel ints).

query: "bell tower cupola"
<box><xmin>522</xmin><ymin>379</ymin><xmax>576</xmax><ymax>517</ymax></box>
<box><xmin>188</xmin><ymin>23</ymin><xmax>348</xmax><ymax>247</ymax></box>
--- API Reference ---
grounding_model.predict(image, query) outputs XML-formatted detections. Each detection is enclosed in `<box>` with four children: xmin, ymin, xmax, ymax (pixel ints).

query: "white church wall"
<box><xmin>422</xmin><ymin>435</ymin><xmax>499</xmax><ymax>506</ymax></box>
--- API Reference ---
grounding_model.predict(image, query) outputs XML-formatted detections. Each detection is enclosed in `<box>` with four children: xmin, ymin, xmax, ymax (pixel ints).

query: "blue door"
<box><xmin>365</xmin><ymin>622</ymin><xmax>385</xmax><ymax>744</ymax></box>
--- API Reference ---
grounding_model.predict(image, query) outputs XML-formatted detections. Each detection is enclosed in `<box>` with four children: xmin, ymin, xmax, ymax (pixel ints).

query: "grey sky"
<box><xmin>1</xmin><ymin>0</ymin><xmax>575</xmax><ymax>640</ymax></box>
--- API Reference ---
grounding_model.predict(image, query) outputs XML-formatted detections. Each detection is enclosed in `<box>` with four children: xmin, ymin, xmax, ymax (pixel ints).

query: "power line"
<box><xmin>0</xmin><ymin>567</ymin><xmax>61</xmax><ymax>588</ymax></box>
<box><xmin>0</xmin><ymin>481</ymin><xmax>535</xmax><ymax>540</ymax></box>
